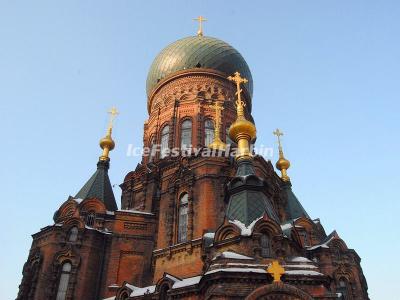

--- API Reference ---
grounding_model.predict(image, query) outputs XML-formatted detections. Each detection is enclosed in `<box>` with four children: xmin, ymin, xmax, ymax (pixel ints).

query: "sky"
<box><xmin>0</xmin><ymin>0</ymin><xmax>399</xmax><ymax>299</ymax></box>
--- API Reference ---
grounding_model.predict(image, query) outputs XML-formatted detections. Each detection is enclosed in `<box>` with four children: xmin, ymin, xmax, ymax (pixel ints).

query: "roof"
<box><xmin>75</xmin><ymin>160</ymin><xmax>118</xmax><ymax>211</ymax></box>
<box><xmin>146</xmin><ymin>36</ymin><xmax>253</xmax><ymax>97</ymax></box>
<box><xmin>284</xmin><ymin>184</ymin><xmax>310</xmax><ymax>220</ymax></box>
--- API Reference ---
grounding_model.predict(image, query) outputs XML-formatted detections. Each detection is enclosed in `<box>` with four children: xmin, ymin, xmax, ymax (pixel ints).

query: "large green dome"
<box><xmin>146</xmin><ymin>36</ymin><xmax>253</xmax><ymax>97</ymax></box>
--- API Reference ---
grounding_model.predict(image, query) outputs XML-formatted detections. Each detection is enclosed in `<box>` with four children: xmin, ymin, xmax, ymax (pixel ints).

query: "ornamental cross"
<box><xmin>210</xmin><ymin>101</ymin><xmax>224</xmax><ymax>130</ymax></box>
<box><xmin>107</xmin><ymin>107</ymin><xmax>119</xmax><ymax>131</ymax></box>
<box><xmin>273</xmin><ymin>128</ymin><xmax>284</xmax><ymax>148</ymax></box>
<box><xmin>267</xmin><ymin>260</ymin><xmax>285</xmax><ymax>282</ymax></box>
<box><xmin>193</xmin><ymin>16</ymin><xmax>207</xmax><ymax>36</ymax></box>
<box><xmin>227</xmin><ymin>71</ymin><xmax>248</xmax><ymax>108</ymax></box>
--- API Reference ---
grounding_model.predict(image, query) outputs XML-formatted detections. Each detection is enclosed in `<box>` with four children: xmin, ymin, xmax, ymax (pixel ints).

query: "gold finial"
<box><xmin>227</xmin><ymin>72</ymin><xmax>256</xmax><ymax>160</ymax></box>
<box><xmin>193</xmin><ymin>16</ymin><xmax>207</xmax><ymax>37</ymax></box>
<box><xmin>267</xmin><ymin>260</ymin><xmax>285</xmax><ymax>282</ymax></box>
<box><xmin>273</xmin><ymin>128</ymin><xmax>290</xmax><ymax>182</ymax></box>
<box><xmin>208</xmin><ymin>100</ymin><xmax>226</xmax><ymax>150</ymax></box>
<box><xmin>99</xmin><ymin>107</ymin><xmax>119</xmax><ymax>161</ymax></box>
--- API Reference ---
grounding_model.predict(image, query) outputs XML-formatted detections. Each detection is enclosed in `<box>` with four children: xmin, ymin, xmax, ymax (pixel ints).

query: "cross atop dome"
<box><xmin>193</xmin><ymin>15</ymin><xmax>207</xmax><ymax>36</ymax></box>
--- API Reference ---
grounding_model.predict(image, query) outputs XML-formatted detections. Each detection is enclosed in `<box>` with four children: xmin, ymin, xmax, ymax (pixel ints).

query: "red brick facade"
<box><xmin>17</xmin><ymin>47</ymin><xmax>368</xmax><ymax>300</ymax></box>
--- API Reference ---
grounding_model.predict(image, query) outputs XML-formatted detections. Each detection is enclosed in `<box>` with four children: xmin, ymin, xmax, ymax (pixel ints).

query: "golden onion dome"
<box><xmin>229</xmin><ymin>118</ymin><xmax>257</xmax><ymax>143</ymax></box>
<box><xmin>99</xmin><ymin>135</ymin><xmax>115</xmax><ymax>151</ymax></box>
<box><xmin>276</xmin><ymin>157</ymin><xmax>290</xmax><ymax>171</ymax></box>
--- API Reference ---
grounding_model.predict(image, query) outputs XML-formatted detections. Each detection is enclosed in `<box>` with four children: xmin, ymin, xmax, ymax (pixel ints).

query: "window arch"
<box><xmin>180</xmin><ymin>119</ymin><xmax>192</xmax><ymax>149</ymax></box>
<box><xmin>260</xmin><ymin>234</ymin><xmax>272</xmax><ymax>257</ymax></box>
<box><xmin>337</xmin><ymin>278</ymin><xmax>349</xmax><ymax>299</ymax></box>
<box><xmin>86</xmin><ymin>211</ymin><xmax>95</xmax><ymax>227</ymax></box>
<box><xmin>68</xmin><ymin>227</ymin><xmax>78</xmax><ymax>242</ymax></box>
<box><xmin>204</xmin><ymin>119</ymin><xmax>214</xmax><ymax>147</ymax></box>
<box><xmin>149</xmin><ymin>136</ymin><xmax>155</xmax><ymax>162</ymax></box>
<box><xmin>178</xmin><ymin>193</ymin><xmax>189</xmax><ymax>243</ymax></box>
<box><xmin>56</xmin><ymin>262</ymin><xmax>72</xmax><ymax>300</ymax></box>
<box><xmin>299</xmin><ymin>231</ymin><xmax>310</xmax><ymax>247</ymax></box>
<box><xmin>226</xmin><ymin>124</ymin><xmax>234</xmax><ymax>145</ymax></box>
<box><xmin>160</xmin><ymin>125</ymin><xmax>170</xmax><ymax>158</ymax></box>
<box><xmin>159</xmin><ymin>283</ymin><xmax>170</xmax><ymax>300</ymax></box>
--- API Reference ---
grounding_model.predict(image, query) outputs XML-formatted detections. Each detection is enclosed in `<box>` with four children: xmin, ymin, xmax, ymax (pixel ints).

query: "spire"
<box><xmin>193</xmin><ymin>15</ymin><xmax>207</xmax><ymax>36</ymax></box>
<box><xmin>99</xmin><ymin>107</ymin><xmax>118</xmax><ymax>161</ymax></box>
<box><xmin>228</xmin><ymin>72</ymin><xmax>256</xmax><ymax>162</ymax></box>
<box><xmin>75</xmin><ymin>108</ymin><xmax>119</xmax><ymax>211</ymax></box>
<box><xmin>208</xmin><ymin>100</ymin><xmax>226</xmax><ymax>150</ymax></box>
<box><xmin>225</xmin><ymin>72</ymin><xmax>279</xmax><ymax>226</ymax></box>
<box><xmin>273</xmin><ymin>128</ymin><xmax>290</xmax><ymax>182</ymax></box>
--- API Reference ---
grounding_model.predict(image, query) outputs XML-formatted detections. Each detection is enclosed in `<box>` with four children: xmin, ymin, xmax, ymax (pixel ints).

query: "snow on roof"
<box><xmin>307</xmin><ymin>233</ymin><xmax>335</xmax><ymax>250</ymax></box>
<box><xmin>117</xmin><ymin>209</ymin><xmax>154</xmax><ymax>215</ymax></box>
<box><xmin>172</xmin><ymin>276</ymin><xmax>202</xmax><ymax>289</ymax></box>
<box><xmin>106</xmin><ymin>210</ymin><xmax>115</xmax><ymax>215</ymax></box>
<box><xmin>285</xmin><ymin>270</ymin><xmax>324</xmax><ymax>276</ymax></box>
<box><xmin>102</xmin><ymin>297</ymin><xmax>115</xmax><ymax>300</ymax></box>
<box><xmin>85</xmin><ymin>225</ymin><xmax>112</xmax><ymax>235</ymax></box>
<box><xmin>73</xmin><ymin>198</ymin><xmax>84</xmax><ymax>204</ymax></box>
<box><xmin>229</xmin><ymin>216</ymin><xmax>262</xmax><ymax>236</ymax></box>
<box><xmin>213</xmin><ymin>251</ymin><xmax>254</xmax><ymax>261</ymax></box>
<box><xmin>205</xmin><ymin>267</ymin><xmax>267</xmax><ymax>275</ymax></box>
<box><xmin>165</xmin><ymin>274</ymin><xmax>180</xmax><ymax>282</ymax></box>
<box><xmin>130</xmin><ymin>285</ymin><xmax>156</xmax><ymax>297</ymax></box>
<box><xmin>280</xmin><ymin>223</ymin><xmax>293</xmax><ymax>231</ymax></box>
<box><xmin>203</xmin><ymin>232</ymin><xmax>215</xmax><ymax>239</ymax></box>
<box><xmin>125</xmin><ymin>283</ymin><xmax>137</xmax><ymax>290</ymax></box>
<box><xmin>286</xmin><ymin>264</ymin><xmax>317</xmax><ymax>269</ymax></box>
<box><xmin>288</xmin><ymin>257</ymin><xmax>312</xmax><ymax>263</ymax></box>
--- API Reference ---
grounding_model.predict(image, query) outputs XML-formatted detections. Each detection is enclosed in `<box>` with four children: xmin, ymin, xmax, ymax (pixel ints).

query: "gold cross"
<box><xmin>267</xmin><ymin>260</ymin><xmax>285</xmax><ymax>282</ymax></box>
<box><xmin>228</xmin><ymin>71</ymin><xmax>248</xmax><ymax>116</ymax></box>
<box><xmin>210</xmin><ymin>100</ymin><xmax>224</xmax><ymax>130</ymax></box>
<box><xmin>193</xmin><ymin>16</ymin><xmax>207</xmax><ymax>36</ymax></box>
<box><xmin>273</xmin><ymin>128</ymin><xmax>283</xmax><ymax>149</ymax></box>
<box><xmin>107</xmin><ymin>107</ymin><xmax>119</xmax><ymax>131</ymax></box>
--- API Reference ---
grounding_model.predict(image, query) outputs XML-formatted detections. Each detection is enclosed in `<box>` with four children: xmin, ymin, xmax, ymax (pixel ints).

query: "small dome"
<box><xmin>146</xmin><ymin>36</ymin><xmax>253</xmax><ymax>98</ymax></box>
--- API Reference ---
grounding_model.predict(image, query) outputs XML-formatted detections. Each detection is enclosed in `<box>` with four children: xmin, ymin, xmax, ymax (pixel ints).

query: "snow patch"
<box><xmin>285</xmin><ymin>270</ymin><xmax>323</xmax><ymax>276</ymax></box>
<box><xmin>172</xmin><ymin>276</ymin><xmax>202</xmax><ymax>289</ymax></box>
<box><xmin>130</xmin><ymin>285</ymin><xmax>156</xmax><ymax>297</ymax></box>
<box><xmin>288</xmin><ymin>257</ymin><xmax>312</xmax><ymax>263</ymax></box>
<box><xmin>118</xmin><ymin>209</ymin><xmax>154</xmax><ymax>215</ymax></box>
<box><xmin>213</xmin><ymin>251</ymin><xmax>253</xmax><ymax>261</ymax></box>
<box><xmin>205</xmin><ymin>267</ymin><xmax>266</xmax><ymax>275</ymax></box>
<box><xmin>229</xmin><ymin>217</ymin><xmax>262</xmax><ymax>236</ymax></box>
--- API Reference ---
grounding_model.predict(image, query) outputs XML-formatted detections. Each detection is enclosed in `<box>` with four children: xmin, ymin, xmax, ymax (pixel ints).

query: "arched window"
<box><xmin>68</xmin><ymin>227</ymin><xmax>78</xmax><ymax>242</ymax></box>
<box><xmin>149</xmin><ymin>136</ymin><xmax>155</xmax><ymax>162</ymax></box>
<box><xmin>178</xmin><ymin>193</ymin><xmax>189</xmax><ymax>243</ymax></box>
<box><xmin>160</xmin><ymin>125</ymin><xmax>170</xmax><ymax>158</ymax></box>
<box><xmin>337</xmin><ymin>278</ymin><xmax>349</xmax><ymax>299</ymax></box>
<box><xmin>56</xmin><ymin>262</ymin><xmax>72</xmax><ymax>300</ymax></box>
<box><xmin>159</xmin><ymin>283</ymin><xmax>170</xmax><ymax>300</ymax></box>
<box><xmin>299</xmin><ymin>231</ymin><xmax>310</xmax><ymax>247</ymax></box>
<box><xmin>180</xmin><ymin>120</ymin><xmax>192</xmax><ymax>149</ymax></box>
<box><xmin>86</xmin><ymin>211</ymin><xmax>95</xmax><ymax>227</ymax></box>
<box><xmin>226</xmin><ymin>124</ymin><xmax>234</xmax><ymax>145</ymax></box>
<box><xmin>260</xmin><ymin>234</ymin><xmax>271</xmax><ymax>257</ymax></box>
<box><xmin>204</xmin><ymin>119</ymin><xmax>214</xmax><ymax>147</ymax></box>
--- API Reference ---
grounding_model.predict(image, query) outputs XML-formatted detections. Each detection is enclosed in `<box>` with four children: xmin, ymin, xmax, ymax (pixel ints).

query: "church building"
<box><xmin>17</xmin><ymin>19</ymin><xmax>369</xmax><ymax>300</ymax></box>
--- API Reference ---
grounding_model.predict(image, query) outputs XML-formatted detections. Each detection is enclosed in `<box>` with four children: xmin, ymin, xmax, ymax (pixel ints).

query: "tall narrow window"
<box><xmin>56</xmin><ymin>262</ymin><xmax>71</xmax><ymax>300</ymax></box>
<box><xmin>260</xmin><ymin>234</ymin><xmax>271</xmax><ymax>257</ymax></box>
<box><xmin>226</xmin><ymin>124</ymin><xmax>233</xmax><ymax>145</ymax></box>
<box><xmin>180</xmin><ymin>120</ymin><xmax>192</xmax><ymax>149</ymax></box>
<box><xmin>86</xmin><ymin>211</ymin><xmax>95</xmax><ymax>227</ymax></box>
<box><xmin>160</xmin><ymin>125</ymin><xmax>170</xmax><ymax>158</ymax></box>
<box><xmin>68</xmin><ymin>227</ymin><xmax>78</xmax><ymax>242</ymax></box>
<box><xmin>299</xmin><ymin>231</ymin><xmax>310</xmax><ymax>247</ymax></box>
<box><xmin>149</xmin><ymin>137</ymin><xmax>155</xmax><ymax>162</ymax></box>
<box><xmin>337</xmin><ymin>278</ymin><xmax>349</xmax><ymax>299</ymax></box>
<box><xmin>204</xmin><ymin>119</ymin><xmax>214</xmax><ymax>147</ymax></box>
<box><xmin>178</xmin><ymin>193</ymin><xmax>188</xmax><ymax>243</ymax></box>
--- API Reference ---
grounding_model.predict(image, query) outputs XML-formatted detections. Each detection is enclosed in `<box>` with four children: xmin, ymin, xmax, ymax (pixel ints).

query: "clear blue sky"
<box><xmin>1</xmin><ymin>1</ymin><xmax>398</xmax><ymax>299</ymax></box>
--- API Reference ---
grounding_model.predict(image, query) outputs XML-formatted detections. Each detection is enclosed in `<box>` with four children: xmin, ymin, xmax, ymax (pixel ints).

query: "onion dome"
<box><xmin>146</xmin><ymin>36</ymin><xmax>253</xmax><ymax>98</ymax></box>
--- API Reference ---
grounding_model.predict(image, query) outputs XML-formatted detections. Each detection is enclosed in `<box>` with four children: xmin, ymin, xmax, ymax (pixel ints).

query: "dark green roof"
<box><xmin>284</xmin><ymin>184</ymin><xmax>310</xmax><ymax>220</ymax></box>
<box><xmin>75</xmin><ymin>160</ymin><xmax>118</xmax><ymax>211</ymax></box>
<box><xmin>226</xmin><ymin>160</ymin><xmax>279</xmax><ymax>226</ymax></box>
<box><xmin>146</xmin><ymin>36</ymin><xmax>253</xmax><ymax>97</ymax></box>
